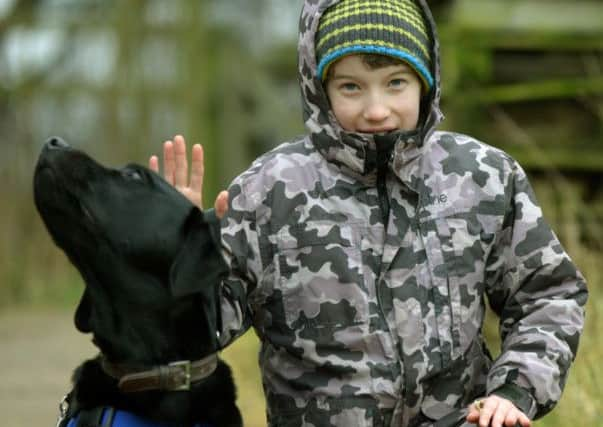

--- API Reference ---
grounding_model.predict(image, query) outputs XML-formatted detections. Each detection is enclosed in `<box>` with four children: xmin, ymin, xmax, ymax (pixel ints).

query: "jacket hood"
<box><xmin>297</xmin><ymin>0</ymin><xmax>444</xmax><ymax>179</ymax></box>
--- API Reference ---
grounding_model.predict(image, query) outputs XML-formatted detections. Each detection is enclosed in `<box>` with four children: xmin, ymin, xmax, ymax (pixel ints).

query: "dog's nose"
<box><xmin>45</xmin><ymin>137</ymin><xmax>70</xmax><ymax>150</ymax></box>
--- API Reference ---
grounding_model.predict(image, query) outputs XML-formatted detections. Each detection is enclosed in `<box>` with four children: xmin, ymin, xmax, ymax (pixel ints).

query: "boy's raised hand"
<box><xmin>149</xmin><ymin>135</ymin><xmax>229</xmax><ymax>218</ymax></box>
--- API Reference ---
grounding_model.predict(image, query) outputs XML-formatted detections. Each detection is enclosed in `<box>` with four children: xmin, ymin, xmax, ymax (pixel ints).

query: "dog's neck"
<box><xmin>100</xmin><ymin>353</ymin><xmax>219</xmax><ymax>393</ymax></box>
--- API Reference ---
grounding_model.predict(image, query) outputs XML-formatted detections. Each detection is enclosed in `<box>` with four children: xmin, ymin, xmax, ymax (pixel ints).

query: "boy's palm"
<box><xmin>149</xmin><ymin>135</ymin><xmax>228</xmax><ymax>218</ymax></box>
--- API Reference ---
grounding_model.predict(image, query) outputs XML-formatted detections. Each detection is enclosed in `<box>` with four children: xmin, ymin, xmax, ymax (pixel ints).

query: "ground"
<box><xmin>0</xmin><ymin>307</ymin><xmax>266</xmax><ymax>427</ymax></box>
<box><xmin>0</xmin><ymin>308</ymin><xmax>97</xmax><ymax>427</ymax></box>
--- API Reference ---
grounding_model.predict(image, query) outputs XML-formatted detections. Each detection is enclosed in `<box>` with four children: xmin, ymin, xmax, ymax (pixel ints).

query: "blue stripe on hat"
<box><xmin>317</xmin><ymin>45</ymin><xmax>434</xmax><ymax>90</ymax></box>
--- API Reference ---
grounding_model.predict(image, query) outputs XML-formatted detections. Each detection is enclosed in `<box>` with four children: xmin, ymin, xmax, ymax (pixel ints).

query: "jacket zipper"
<box><xmin>374</xmin><ymin>141</ymin><xmax>395</xmax><ymax>352</ymax></box>
<box><xmin>374</xmin><ymin>145</ymin><xmax>391</xmax><ymax>281</ymax></box>
<box><xmin>372</xmin><ymin>135</ymin><xmax>395</xmax><ymax>308</ymax></box>
<box><xmin>376</xmin><ymin>163</ymin><xmax>390</xmax><ymax>226</ymax></box>
<box><xmin>375</xmin><ymin>138</ymin><xmax>392</xmax><ymax>227</ymax></box>
<box><xmin>373</xmin><ymin>137</ymin><xmax>406</xmax><ymax>411</ymax></box>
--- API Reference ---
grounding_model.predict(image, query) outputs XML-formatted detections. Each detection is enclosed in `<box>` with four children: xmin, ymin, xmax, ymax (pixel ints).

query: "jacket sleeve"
<box><xmin>484</xmin><ymin>161</ymin><xmax>588</xmax><ymax>419</ymax></box>
<box><xmin>216</xmin><ymin>174</ymin><xmax>264</xmax><ymax>348</ymax></box>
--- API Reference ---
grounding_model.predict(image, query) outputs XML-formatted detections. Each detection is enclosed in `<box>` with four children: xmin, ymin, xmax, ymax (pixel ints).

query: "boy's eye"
<box><xmin>389</xmin><ymin>78</ymin><xmax>406</xmax><ymax>88</ymax></box>
<box><xmin>340</xmin><ymin>82</ymin><xmax>360</xmax><ymax>92</ymax></box>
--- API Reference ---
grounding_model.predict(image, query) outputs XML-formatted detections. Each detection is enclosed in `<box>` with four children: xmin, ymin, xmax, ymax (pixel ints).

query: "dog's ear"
<box><xmin>170</xmin><ymin>207</ymin><xmax>228</xmax><ymax>299</ymax></box>
<box><xmin>170</xmin><ymin>208</ymin><xmax>228</xmax><ymax>345</ymax></box>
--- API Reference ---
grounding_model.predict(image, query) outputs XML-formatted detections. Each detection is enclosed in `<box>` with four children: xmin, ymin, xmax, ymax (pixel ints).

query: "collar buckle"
<box><xmin>168</xmin><ymin>360</ymin><xmax>192</xmax><ymax>391</ymax></box>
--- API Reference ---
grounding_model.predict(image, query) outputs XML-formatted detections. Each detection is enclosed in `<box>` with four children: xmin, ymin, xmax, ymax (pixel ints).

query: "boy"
<box><xmin>150</xmin><ymin>1</ymin><xmax>587</xmax><ymax>426</ymax></box>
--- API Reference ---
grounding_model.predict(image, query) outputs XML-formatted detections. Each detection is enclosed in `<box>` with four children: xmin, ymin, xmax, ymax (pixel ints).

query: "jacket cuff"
<box><xmin>491</xmin><ymin>384</ymin><xmax>536</xmax><ymax>418</ymax></box>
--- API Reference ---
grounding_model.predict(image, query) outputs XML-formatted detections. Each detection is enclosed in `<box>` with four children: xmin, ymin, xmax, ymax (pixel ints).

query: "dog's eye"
<box><xmin>123</xmin><ymin>169</ymin><xmax>143</xmax><ymax>181</ymax></box>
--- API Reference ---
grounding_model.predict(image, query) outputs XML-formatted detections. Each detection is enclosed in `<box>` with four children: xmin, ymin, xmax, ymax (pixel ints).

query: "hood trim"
<box><xmin>297</xmin><ymin>0</ymin><xmax>444</xmax><ymax>179</ymax></box>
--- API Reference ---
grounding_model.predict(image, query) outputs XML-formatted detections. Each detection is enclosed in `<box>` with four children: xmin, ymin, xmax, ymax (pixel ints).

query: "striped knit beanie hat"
<box><xmin>315</xmin><ymin>0</ymin><xmax>434</xmax><ymax>91</ymax></box>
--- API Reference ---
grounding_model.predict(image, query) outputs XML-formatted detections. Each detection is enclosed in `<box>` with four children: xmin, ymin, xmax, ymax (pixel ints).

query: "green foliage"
<box><xmin>440</xmin><ymin>0</ymin><xmax>603</xmax><ymax>172</ymax></box>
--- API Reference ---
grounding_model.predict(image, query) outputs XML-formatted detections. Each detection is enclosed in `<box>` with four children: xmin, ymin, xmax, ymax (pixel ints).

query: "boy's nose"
<box><xmin>363</xmin><ymin>99</ymin><xmax>390</xmax><ymax>122</ymax></box>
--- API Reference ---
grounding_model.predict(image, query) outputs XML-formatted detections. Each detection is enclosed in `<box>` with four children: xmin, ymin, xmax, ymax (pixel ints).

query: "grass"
<box><xmin>221</xmin><ymin>332</ymin><xmax>266</xmax><ymax>425</ymax></box>
<box><xmin>537</xmin><ymin>249</ymin><xmax>602</xmax><ymax>426</ymax></box>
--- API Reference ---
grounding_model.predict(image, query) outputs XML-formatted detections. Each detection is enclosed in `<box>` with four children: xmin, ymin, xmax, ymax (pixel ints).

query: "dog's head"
<box><xmin>33</xmin><ymin>137</ymin><xmax>227</xmax><ymax>366</ymax></box>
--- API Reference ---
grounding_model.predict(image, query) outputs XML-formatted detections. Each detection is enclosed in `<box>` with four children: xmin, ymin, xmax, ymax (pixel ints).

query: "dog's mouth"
<box><xmin>33</xmin><ymin>164</ymin><xmax>59</xmax><ymax>206</ymax></box>
<box><xmin>35</xmin><ymin>164</ymin><xmax>89</xmax><ymax>219</ymax></box>
<box><xmin>34</xmin><ymin>165</ymin><xmax>102</xmax><ymax>259</ymax></box>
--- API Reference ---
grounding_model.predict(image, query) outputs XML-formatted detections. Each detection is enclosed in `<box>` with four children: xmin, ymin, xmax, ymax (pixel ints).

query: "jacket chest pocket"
<box><xmin>442</xmin><ymin>217</ymin><xmax>490</xmax><ymax>350</ymax></box>
<box><xmin>274</xmin><ymin>221</ymin><xmax>368</xmax><ymax>328</ymax></box>
<box><xmin>423</xmin><ymin>215</ymin><xmax>494</xmax><ymax>362</ymax></box>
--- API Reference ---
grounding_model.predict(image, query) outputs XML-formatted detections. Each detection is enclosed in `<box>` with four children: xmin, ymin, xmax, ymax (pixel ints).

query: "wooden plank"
<box><xmin>454</xmin><ymin>31</ymin><xmax>603</xmax><ymax>50</ymax></box>
<box><xmin>459</xmin><ymin>76</ymin><xmax>603</xmax><ymax>104</ymax></box>
<box><xmin>451</xmin><ymin>0</ymin><xmax>603</xmax><ymax>48</ymax></box>
<box><xmin>505</xmin><ymin>147</ymin><xmax>603</xmax><ymax>171</ymax></box>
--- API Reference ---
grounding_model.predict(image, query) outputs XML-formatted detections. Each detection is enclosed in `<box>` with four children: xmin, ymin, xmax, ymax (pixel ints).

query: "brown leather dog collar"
<box><xmin>101</xmin><ymin>353</ymin><xmax>218</xmax><ymax>393</ymax></box>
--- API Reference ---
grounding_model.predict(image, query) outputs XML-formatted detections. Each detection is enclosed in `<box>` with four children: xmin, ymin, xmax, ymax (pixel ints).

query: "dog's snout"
<box><xmin>45</xmin><ymin>137</ymin><xmax>70</xmax><ymax>150</ymax></box>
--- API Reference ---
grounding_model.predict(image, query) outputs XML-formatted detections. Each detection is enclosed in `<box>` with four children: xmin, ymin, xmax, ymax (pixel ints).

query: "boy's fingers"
<box><xmin>491</xmin><ymin>401</ymin><xmax>513</xmax><ymax>427</ymax></box>
<box><xmin>502</xmin><ymin>411</ymin><xmax>518</xmax><ymax>427</ymax></box>
<box><xmin>173</xmin><ymin>135</ymin><xmax>188</xmax><ymax>188</ymax></box>
<box><xmin>466</xmin><ymin>408</ymin><xmax>479</xmax><ymax>422</ymax></box>
<box><xmin>466</xmin><ymin>398</ymin><xmax>484</xmax><ymax>420</ymax></box>
<box><xmin>479</xmin><ymin>398</ymin><xmax>503</xmax><ymax>427</ymax></box>
<box><xmin>214</xmin><ymin>190</ymin><xmax>229</xmax><ymax>219</ymax></box>
<box><xmin>518</xmin><ymin>413</ymin><xmax>531</xmax><ymax>427</ymax></box>
<box><xmin>467</xmin><ymin>397</ymin><xmax>529</xmax><ymax>427</ymax></box>
<box><xmin>163</xmin><ymin>140</ymin><xmax>175</xmax><ymax>185</ymax></box>
<box><xmin>189</xmin><ymin>143</ymin><xmax>204</xmax><ymax>197</ymax></box>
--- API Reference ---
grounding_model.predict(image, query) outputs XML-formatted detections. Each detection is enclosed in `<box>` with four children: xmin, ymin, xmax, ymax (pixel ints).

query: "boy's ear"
<box><xmin>169</xmin><ymin>208</ymin><xmax>228</xmax><ymax>299</ymax></box>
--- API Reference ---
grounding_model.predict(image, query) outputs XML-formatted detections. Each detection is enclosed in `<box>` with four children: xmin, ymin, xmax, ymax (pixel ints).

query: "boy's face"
<box><xmin>325</xmin><ymin>55</ymin><xmax>422</xmax><ymax>134</ymax></box>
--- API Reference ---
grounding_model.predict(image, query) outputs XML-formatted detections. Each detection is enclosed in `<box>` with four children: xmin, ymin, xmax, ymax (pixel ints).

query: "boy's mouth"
<box><xmin>358</xmin><ymin>128</ymin><xmax>396</xmax><ymax>134</ymax></box>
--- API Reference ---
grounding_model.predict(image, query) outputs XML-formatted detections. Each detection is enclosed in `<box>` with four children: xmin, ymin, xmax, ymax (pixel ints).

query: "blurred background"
<box><xmin>0</xmin><ymin>0</ymin><xmax>601</xmax><ymax>426</ymax></box>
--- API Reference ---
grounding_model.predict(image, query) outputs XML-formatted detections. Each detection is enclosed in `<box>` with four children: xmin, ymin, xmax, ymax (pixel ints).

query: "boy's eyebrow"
<box><xmin>386</xmin><ymin>68</ymin><xmax>414</xmax><ymax>77</ymax></box>
<box><xmin>330</xmin><ymin>73</ymin><xmax>358</xmax><ymax>81</ymax></box>
<box><xmin>331</xmin><ymin>68</ymin><xmax>414</xmax><ymax>80</ymax></box>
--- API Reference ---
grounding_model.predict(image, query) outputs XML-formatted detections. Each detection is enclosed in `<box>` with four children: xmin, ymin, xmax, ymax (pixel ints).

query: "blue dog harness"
<box><xmin>66</xmin><ymin>407</ymin><xmax>213</xmax><ymax>427</ymax></box>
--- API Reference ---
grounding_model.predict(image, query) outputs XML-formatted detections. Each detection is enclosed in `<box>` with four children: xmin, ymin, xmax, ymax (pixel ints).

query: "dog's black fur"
<box><xmin>33</xmin><ymin>137</ymin><xmax>242</xmax><ymax>426</ymax></box>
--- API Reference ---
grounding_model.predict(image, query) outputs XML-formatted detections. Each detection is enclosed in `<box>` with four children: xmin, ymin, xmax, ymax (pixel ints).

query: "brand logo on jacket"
<box><xmin>427</xmin><ymin>194</ymin><xmax>448</xmax><ymax>205</ymax></box>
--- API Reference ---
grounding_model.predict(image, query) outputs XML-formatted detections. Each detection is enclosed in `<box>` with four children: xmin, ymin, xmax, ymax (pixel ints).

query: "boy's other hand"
<box><xmin>466</xmin><ymin>395</ymin><xmax>531</xmax><ymax>427</ymax></box>
<box><xmin>149</xmin><ymin>135</ymin><xmax>229</xmax><ymax>218</ymax></box>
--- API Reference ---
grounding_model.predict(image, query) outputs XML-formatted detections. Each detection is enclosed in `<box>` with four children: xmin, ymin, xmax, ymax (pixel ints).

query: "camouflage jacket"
<box><xmin>216</xmin><ymin>1</ymin><xmax>587</xmax><ymax>426</ymax></box>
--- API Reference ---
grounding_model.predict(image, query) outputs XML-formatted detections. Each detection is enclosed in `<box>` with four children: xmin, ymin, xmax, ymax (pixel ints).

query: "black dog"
<box><xmin>33</xmin><ymin>137</ymin><xmax>242</xmax><ymax>427</ymax></box>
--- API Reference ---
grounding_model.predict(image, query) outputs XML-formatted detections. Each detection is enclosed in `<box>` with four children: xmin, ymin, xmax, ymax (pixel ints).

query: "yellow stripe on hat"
<box><xmin>319</xmin><ymin>6</ymin><xmax>428</xmax><ymax>42</ymax></box>
<box><xmin>321</xmin><ymin>0</ymin><xmax>425</xmax><ymax>30</ymax></box>
<box><xmin>316</xmin><ymin>22</ymin><xmax>430</xmax><ymax>59</ymax></box>
<box><xmin>324</xmin><ymin>0</ymin><xmax>424</xmax><ymax>19</ymax></box>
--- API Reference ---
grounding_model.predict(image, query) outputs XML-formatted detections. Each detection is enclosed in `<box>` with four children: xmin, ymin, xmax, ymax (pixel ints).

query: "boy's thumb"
<box><xmin>214</xmin><ymin>190</ymin><xmax>229</xmax><ymax>219</ymax></box>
